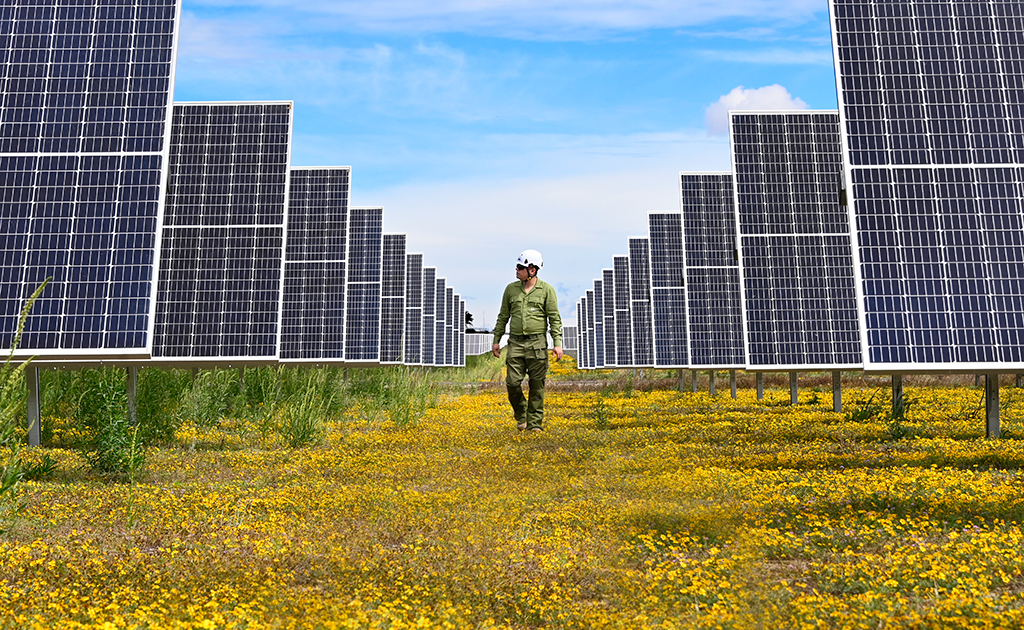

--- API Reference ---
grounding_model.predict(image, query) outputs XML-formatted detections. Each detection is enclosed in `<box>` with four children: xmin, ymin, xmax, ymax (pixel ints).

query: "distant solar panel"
<box><xmin>421</xmin><ymin>267</ymin><xmax>436</xmax><ymax>366</ymax></box>
<box><xmin>434</xmin><ymin>277</ymin><xmax>446</xmax><ymax>366</ymax></box>
<box><xmin>586</xmin><ymin>289</ymin><xmax>599</xmax><ymax>369</ymax></box>
<box><xmin>458</xmin><ymin>298</ymin><xmax>466</xmax><ymax>366</ymax></box>
<box><xmin>628</xmin><ymin>238</ymin><xmax>654</xmax><ymax>367</ymax></box>
<box><xmin>281</xmin><ymin>167</ymin><xmax>349</xmax><ymax>362</ymax></box>
<box><xmin>562</xmin><ymin>325</ymin><xmax>578</xmax><ymax>353</ymax></box>
<box><xmin>649</xmin><ymin>213</ymin><xmax>689</xmax><ymax>369</ymax></box>
<box><xmin>592</xmin><ymin>279</ymin><xmax>605</xmax><ymax>368</ymax></box>
<box><xmin>0</xmin><ymin>0</ymin><xmax>181</xmax><ymax>358</ymax></box>
<box><xmin>731</xmin><ymin>110</ymin><xmax>862</xmax><ymax>371</ymax></box>
<box><xmin>612</xmin><ymin>256</ymin><xmax>632</xmax><ymax>366</ymax></box>
<box><xmin>153</xmin><ymin>102</ymin><xmax>292</xmax><ymax>360</ymax></box>
<box><xmin>445</xmin><ymin>286</ymin><xmax>454</xmax><ymax>366</ymax></box>
<box><xmin>829</xmin><ymin>0</ymin><xmax>1024</xmax><ymax>372</ymax></box>
<box><xmin>404</xmin><ymin>253</ymin><xmax>423</xmax><ymax>365</ymax></box>
<box><xmin>602</xmin><ymin>268</ymin><xmax>616</xmax><ymax>367</ymax></box>
<box><xmin>344</xmin><ymin>206</ymin><xmax>382</xmax><ymax>362</ymax></box>
<box><xmin>678</xmin><ymin>175</ymin><xmax>745</xmax><ymax>369</ymax></box>
<box><xmin>379</xmin><ymin>233</ymin><xmax>406</xmax><ymax>364</ymax></box>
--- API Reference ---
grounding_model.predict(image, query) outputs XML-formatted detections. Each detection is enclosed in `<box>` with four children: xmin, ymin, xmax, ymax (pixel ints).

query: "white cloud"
<box><xmin>703</xmin><ymin>85</ymin><xmax>808</xmax><ymax>136</ymax></box>
<box><xmin>184</xmin><ymin>0</ymin><xmax>826</xmax><ymax>39</ymax></box>
<box><xmin>699</xmin><ymin>48</ymin><xmax>833</xmax><ymax>66</ymax></box>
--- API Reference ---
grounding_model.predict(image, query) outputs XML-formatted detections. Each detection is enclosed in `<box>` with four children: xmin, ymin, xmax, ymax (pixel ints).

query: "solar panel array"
<box><xmin>404</xmin><ymin>253</ymin><xmax>423</xmax><ymax>365</ymax></box>
<box><xmin>678</xmin><ymin>175</ymin><xmax>745</xmax><ymax>369</ymax></box>
<box><xmin>829</xmin><ymin>0</ymin><xmax>1024</xmax><ymax>373</ymax></box>
<box><xmin>0</xmin><ymin>0</ymin><xmax>181</xmax><ymax>359</ymax></box>
<box><xmin>153</xmin><ymin>101</ymin><xmax>292</xmax><ymax>361</ymax></box>
<box><xmin>731</xmin><ymin>111</ymin><xmax>862</xmax><ymax>371</ymax></box>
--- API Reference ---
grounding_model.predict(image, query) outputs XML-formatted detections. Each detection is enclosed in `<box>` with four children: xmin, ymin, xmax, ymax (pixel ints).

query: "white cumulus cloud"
<box><xmin>704</xmin><ymin>85</ymin><xmax>808</xmax><ymax>136</ymax></box>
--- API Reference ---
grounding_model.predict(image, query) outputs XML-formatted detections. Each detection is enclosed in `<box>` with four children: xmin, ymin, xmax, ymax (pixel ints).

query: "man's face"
<box><xmin>516</xmin><ymin>264</ymin><xmax>536</xmax><ymax>281</ymax></box>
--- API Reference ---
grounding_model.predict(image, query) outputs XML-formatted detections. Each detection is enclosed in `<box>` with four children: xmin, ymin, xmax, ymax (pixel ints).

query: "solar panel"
<box><xmin>628</xmin><ymin>238</ymin><xmax>654</xmax><ymax>367</ymax></box>
<box><xmin>434</xmin><ymin>277</ymin><xmax>446</xmax><ymax>366</ymax></box>
<box><xmin>649</xmin><ymin>213</ymin><xmax>690</xmax><ymax>369</ymax></box>
<box><xmin>458</xmin><ymin>298</ymin><xmax>465</xmax><ymax>366</ymax></box>
<box><xmin>445</xmin><ymin>286</ymin><xmax>454</xmax><ymax>366</ymax></box>
<box><xmin>421</xmin><ymin>266</ymin><xmax>435</xmax><ymax>366</ymax></box>
<box><xmin>592</xmin><ymin>279</ymin><xmax>605</xmax><ymax>368</ymax></box>
<box><xmin>0</xmin><ymin>0</ymin><xmax>181</xmax><ymax>359</ymax></box>
<box><xmin>379</xmin><ymin>233</ymin><xmax>406</xmax><ymax>364</ymax></box>
<box><xmin>731</xmin><ymin>110</ymin><xmax>862</xmax><ymax>371</ymax></box>
<box><xmin>601</xmin><ymin>268</ymin><xmax>616</xmax><ymax>367</ymax></box>
<box><xmin>344</xmin><ymin>206</ymin><xmax>382</xmax><ymax>362</ymax></box>
<box><xmin>562</xmin><ymin>325</ymin><xmax>578</xmax><ymax>353</ymax></box>
<box><xmin>280</xmin><ymin>167</ymin><xmax>349</xmax><ymax>362</ymax></box>
<box><xmin>404</xmin><ymin>253</ymin><xmax>423</xmax><ymax>365</ymax></box>
<box><xmin>678</xmin><ymin>175</ymin><xmax>745</xmax><ymax>369</ymax></box>
<box><xmin>152</xmin><ymin>102</ymin><xmax>292</xmax><ymax>361</ymax></box>
<box><xmin>587</xmin><ymin>289</ymin><xmax>599</xmax><ymax>369</ymax></box>
<box><xmin>612</xmin><ymin>256</ymin><xmax>632</xmax><ymax>366</ymax></box>
<box><xmin>829</xmin><ymin>0</ymin><xmax>1024</xmax><ymax>372</ymax></box>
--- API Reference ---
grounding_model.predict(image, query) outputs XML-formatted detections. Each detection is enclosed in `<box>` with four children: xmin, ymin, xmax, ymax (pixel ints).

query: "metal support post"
<box><xmin>1017</xmin><ymin>374</ymin><xmax>1022</xmax><ymax>388</ymax></box>
<box><xmin>975</xmin><ymin>374</ymin><xmax>981</xmax><ymax>387</ymax></box>
<box><xmin>678</xmin><ymin>369</ymin><xmax>685</xmax><ymax>393</ymax></box>
<box><xmin>832</xmin><ymin>371</ymin><xmax>842</xmax><ymax>413</ymax></box>
<box><xmin>790</xmin><ymin>372</ymin><xmax>798</xmax><ymax>405</ymax></box>
<box><xmin>26</xmin><ymin>365</ymin><xmax>40</xmax><ymax>447</ymax></box>
<box><xmin>691</xmin><ymin>370</ymin><xmax>698</xmax><ymax>393</ymax></box>
<box><xmin>730</xmin><ymin>369</ymin><xmax>737</xmax><ymax>400</ymax></box>
<box><xmin>191</xmin><ymin>366</ymin><xmax>199</xmax><ymax>380</ymax></box>
<box><xmin>892</xmin><ymin>374</ymin><xmax>904</xmax><ymax>419</ymax></box>
<box><xmin>756</xmin><ymin>373</ymin><xmax>764</xmax><ymax>401</ymax></box>
<box><xmin>126</xmin><ymin>366</ymin><xmax>138</xmax><ymax>425</ymax></box>
<box><xmin>986</xmin><ymin>373</ymin><xmax>1000</xmax><ymax>439</ymax></box>
<box><xmin>709</xmin><ymin>371</ymin><xmax>716</xmax><ymax>396</ymax></box>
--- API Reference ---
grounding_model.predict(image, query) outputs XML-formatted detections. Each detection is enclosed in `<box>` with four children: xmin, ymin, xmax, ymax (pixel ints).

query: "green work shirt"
<box><xmin>493</xmin><ymin>279</ymin><xmax>563</xmax><ymax>347</ymax></box>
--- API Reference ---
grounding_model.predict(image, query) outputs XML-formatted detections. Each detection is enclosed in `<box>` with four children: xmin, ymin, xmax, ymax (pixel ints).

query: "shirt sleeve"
<box><xmin>493</xmin><ymin>284</ymin><xmax>511</xmax><ymax>346</ymax></box>
<box><xmin>545</xmin><ymin>284</ymin><xmax>563</xmax><ymax>347</ymax></box>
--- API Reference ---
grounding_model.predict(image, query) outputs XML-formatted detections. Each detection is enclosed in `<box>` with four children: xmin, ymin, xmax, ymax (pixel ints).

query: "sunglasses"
<box><xmin>516</xmin><ymin>264</ymin><xmax>528</xmax><ymax>271</ymax></box>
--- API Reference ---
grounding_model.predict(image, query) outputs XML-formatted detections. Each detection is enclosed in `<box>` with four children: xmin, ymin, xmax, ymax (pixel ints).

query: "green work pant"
<box><xmin>505</xmin><ymin>337</ymin><xmax>549</xmax><ymax>429</ymax></box>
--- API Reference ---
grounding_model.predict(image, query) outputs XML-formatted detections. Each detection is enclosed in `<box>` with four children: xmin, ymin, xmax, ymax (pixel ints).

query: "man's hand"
<box><xmin>553</xmin><ymin>346</ymin><xmax>563</xmax><ymax>361</ymax></box>
<box><xmin>492</xmin><ymin>343</ymin><xmax>501</xmax><ymax>358</ymax></box>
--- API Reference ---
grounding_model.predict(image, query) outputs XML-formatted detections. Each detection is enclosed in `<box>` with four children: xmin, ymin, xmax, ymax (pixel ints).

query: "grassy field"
<box><xmin>5</xmin><ymin>358</ymin><xmax>1024</xmax><ymax>628</ymax></box>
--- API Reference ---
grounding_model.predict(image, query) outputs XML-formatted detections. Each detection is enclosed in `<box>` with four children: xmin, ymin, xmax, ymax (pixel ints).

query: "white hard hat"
<box><xmin>517</xmin><ymin>249</ymin><xmax>543</xmax><ymax>269</ymax></box>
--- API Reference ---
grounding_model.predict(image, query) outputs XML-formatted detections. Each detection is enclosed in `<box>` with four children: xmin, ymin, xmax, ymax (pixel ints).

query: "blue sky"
<box><xmin>173</xmin><ymin>0</ymin><xmax>840</xmax><ymax>330</ymax></box>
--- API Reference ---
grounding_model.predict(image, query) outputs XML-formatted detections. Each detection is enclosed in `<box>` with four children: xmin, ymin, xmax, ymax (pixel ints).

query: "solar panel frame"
<box><xmin>592</xmin><ymin>279</ymin><xmax>605</xmax><ymax>368</ymax></box>
<box><xmin>151</xmin><ymin>101</ymin><xmax>294</xmax><ymax>363</ymax></box>
<box><xmin>344</xmin><ymin>206</ymin><xmax>382</xmax><ymax>363</ymax></box>
<box><xmin>434</xmin><ymin>277</ymin><xmax>446</xmax><ymax>367</ymax></box>
<box><xmin>379</xmin><ymin>233</ymin><xmax>406</xmax><ymax>365</ymax></box>
<box><xmin>578</xmin><ymin>296</ymin><xmax>589</xmax><ymax>369</ymax></box>
<box><xmin>458</xmin><ymin>298</ymin><xmax>465</xmax><ymax>367</ymax></box>
<box><xmin>280</xmin><ymin>166</ymin><xmax>350</xmax><ymax>364</ymax></box>
<box><xmin>828</xmin><ymin>0</ymin><xmax>1024</xmax><ymax>374</ymax></box>
<box><xmin>601</xmin><ymin>268</ymin><xmax>616</xmax><ymax>368</ymax></box>
<box><xmin>677</xmin><ymin>174</ymin><xmax>746</xmax><ymax>370</ymax></box>
<box><xmin>0</xmin><ymin>0</ymin><xmax>183</xmax><ymax>360</ymax></box>
<box><xmin>421</xmin><ymin>266</ymin><xmax>436</xmax><ymax>366</ymax></box>
<box><xmin>612</xmin><ymin>256</ymin><xmax>632</xmax><ymax>367</ymax></box>
<box><xmin>445</xmin><ymin>286</ymin><xmax>454</xmax><ymax>366</ymax></box>
<box><xmin>730</xmin><ymin>110</ymin><xmax>863</xmax><ymax>372</ymax></box>
<box><xmin>628</xmin><ymin>238</ymin><xmax>654</xmax><ymax>367</ymax></box>
<box><xmin>404</xmin><ymin>252</ymin><xmax>423</xmax><ymax>365</ymax></box>
<box><xmin>649</xmin><ymin>212</ymin><xmax>691</xmax><ymax>369</ymax></box>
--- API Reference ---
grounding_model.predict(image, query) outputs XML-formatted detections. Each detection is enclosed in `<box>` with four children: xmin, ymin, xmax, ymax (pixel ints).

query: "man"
<box><xmin>492</xmin><ymin>249</ymin><xmax>563</xmax><ymax>432</ymax></box>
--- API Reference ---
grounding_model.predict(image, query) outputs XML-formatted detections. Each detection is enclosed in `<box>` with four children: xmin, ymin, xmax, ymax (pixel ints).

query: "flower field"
<box><xmin>5</xmin><ymin>376</ymin><xmax>1024</xmax><ymax>628</ymax></box>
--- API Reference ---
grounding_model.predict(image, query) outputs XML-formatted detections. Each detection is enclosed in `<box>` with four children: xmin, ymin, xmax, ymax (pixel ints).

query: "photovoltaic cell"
<box><xmin>379</xmin><ymin>233</ymin><xmax>406</xmax><ymax>364</ymax></box>
<box><xmin>445</xmin><ymin>286</ymin><xmax>454</xmax><ymax>366</ymax></box>
<box><xmin>0</xmin><ymin>0</ymin><xmax>180</xmax><ymax>358</ymax></box>
<box><xmin>404</xmin><ymin>253</ymin><xmax>423</xmax><ymax>365</ymax></box>
<box><xmin>649</xmin><ymin>213</ymin><xmax>689</xmax><ymax>368</ymax></box>
<box><xmin>731</xmin><ymin>111</ymin><xmax>862</xmax><ymax>370</ymax></box>
<box><xmin>562</xmin><ymin>325</ymin><xmax>577</xmax><ymax>353</ymax></box>
<box><xmin>829</xmin><ymin>0</ymin><xmax>1024</xmax><ymax>371</ymax></box>
<box><xmin>281</xmin><ymin>167</ymin><xmax>348</xmax><ymax>361</ymax></box>
<box><xmin>678</xmin><ymin>175</ymin><xmax>745</xmax><ymax>368</ymax></box>
<box><xmin>434</xmin><ymin>277</ymin><xmax>445</xmax><ymax>366</ymax></box>
<box><xmin>628</xmin><ymin>238</ymin><xmax>654</xmax><ymax>367</ymax></box>
<box><xmin>153</xmin><ymin>102</ymin><xmax>292</xmax><ymax>360</ymax></box>
<box><xmin>421</xmin><ymin>266</ymin><xmax>435</xmax><ymax>366</ymax></box>
<box><xmin>344</xmin><ymin>206</ymin><xmax>382</xmax><ymax>362</ymax></box>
